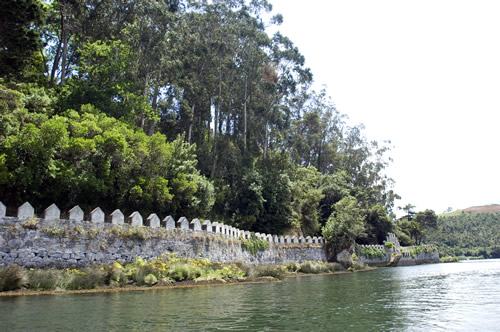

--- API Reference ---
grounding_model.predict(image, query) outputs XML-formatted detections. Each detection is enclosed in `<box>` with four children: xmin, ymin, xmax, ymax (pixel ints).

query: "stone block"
<box><xmin>306</xmin><ymin>236</ymin><xmax>312</xmax><ymax>244</ymax></box>
<box><xmin>312</xmin><ymin>236</ymin><xmax>318</xmax><ymax>244</ymax></box>
<box><xmin>146</xmin><ymin>214</ymin><xmax>160</xmax><ymax>228</ymax></box>
<box><xmin>68</xmin><ymin>206</ymin><xmax>84</xmax><ymax>222</ymax></box>
<box><xmin>299</xmin><ymin>236</ymin><xmax>305</xmax><ymax>244</ymax></box>
<box><xmin>318</xmin><ymin>237</ymin><xmax>324</xmax><ymax>244</ymax></box>
<box><xmin>202</xmin><ymin>220</ymin><xmax>212</xmax><ymax>232</ymax></box>
<box><xmin>110</xmin><ymin>209</ymin><xmax>124</xmax><ymax>225</ymax></box>
<box><xmin>244</xmin><ymin>231</ymin><xmax>251</xmax><ymax>239</ymax></box>
<box><xmin>273</xmin><ymin>235</ymin><xmax>279</xmax><ymax>243</ymax></box>
<box><xmin>279</xmin><ymin>235</ymin><xmax>284</xmax><ymax>243</ymax></box>
<box><xmin>128</xmin><ymin>211</ymin><xmax>143</xmax><ymax>227</ymax></box>
<box><xmin>43</xmin><ymin>203</ymin><xmax>60</xmax><ymax>221</ymax></box>
<box><xmin>292</xmin><ymin>236</ymin><xmax>299</xmax><ymax>244</ymax></box>
<box><xmin>0</xmin><ymin>201</ymin><xmax>6</xmax><ymax>218</ymax></box>
<box><xmin>17</xmin><ymin>202</ymin><xmax>35</xmax><ymax>220</ymax></box>
<box><xmin>163</xmin><ymin>216</ymin><xmax>175</xmax><ymax>229</ymax></box>
<box><xmin>284</xmin><ymin>235</ymin><xmax>291</xmax><ymax>244</ymax></box>
<box><xmin>177</xmin><ymin>217</ymin><xmax>189</xmax><ymax>231</ymax></box>
<box><xmin>90</xmin><ymin>207</ymin><xmax>105</xmax><ymax>223</ymax></box>
<box><xmin>266</xmin><ymin>234</ymin><xmax>273</xmax><ymax>243</ymax></box>
<box><xmin>190</xmin><ymin>218</ymin><xmax>202</xmax><ymax>232</ymax></box>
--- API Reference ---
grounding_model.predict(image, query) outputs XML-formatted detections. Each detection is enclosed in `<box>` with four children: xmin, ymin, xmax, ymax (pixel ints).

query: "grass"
<box><xmin>0</xmin><ymin>255</ymin><xmax>352</xmax><ymax>294</ymax></box>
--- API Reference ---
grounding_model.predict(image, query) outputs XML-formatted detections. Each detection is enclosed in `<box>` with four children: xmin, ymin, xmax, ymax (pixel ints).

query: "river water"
<box><xmin>1</xmin><ymin>259</ymin><xmax>499</xmax><ymax>331</ymax></box>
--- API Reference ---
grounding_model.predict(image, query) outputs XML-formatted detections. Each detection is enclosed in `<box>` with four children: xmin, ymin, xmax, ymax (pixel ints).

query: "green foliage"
<box><xmin>0</xmin><ymin>0</ymin><xmax>397</xmax><ymax>238</ymax></box>
<box><xmin>355</xmin><ymin>245</ymin><xmax>386</xmax><ymax>259</ymax></box>
<box><xmin>384</xmin><ymin>241</ymin><xmax>395</xmax><ymax>249</ymax></box>
<box><xmin>440</xmin><ymin>256</ymin><xmax>459</xmax><ymax>263</ymax></box>
<box><xmin>322</xmin><ymin>196</ymin><xmax>365</xmax><ymax>250</ymax></box>
<box><xmin>0</xmin><ymin>265</ymin><xmax>26</xmax><ymax>291</ymax></box>
<box><xmin>27</xmin><ymin>268</ymin><xmax>61</xmax><ymax>290</ymax></box>
<box><xmin>241</xmin><ymin>235</ymin><xmax>269</xmax><ymax>256</ymax></box>
<box><xmin>426</xmin><ymin>212</ymin><xmax>500</xmax><ymax>258</ymax></box>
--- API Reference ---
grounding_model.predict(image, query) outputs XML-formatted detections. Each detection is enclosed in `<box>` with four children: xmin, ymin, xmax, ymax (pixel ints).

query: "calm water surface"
<box><xmin>1</xmin><ymin>259</ymin><xmax>499</xmax><ymax>331</ymax></box>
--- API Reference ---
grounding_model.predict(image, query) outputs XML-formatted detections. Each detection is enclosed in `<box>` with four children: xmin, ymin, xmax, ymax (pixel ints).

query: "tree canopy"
<box><xmin>1</xmin><ymin>0</ymin><xmax>399</xmax><ymax>240</ymax></box>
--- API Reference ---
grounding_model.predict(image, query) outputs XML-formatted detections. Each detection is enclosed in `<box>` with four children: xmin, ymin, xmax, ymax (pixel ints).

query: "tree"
<box><xmin>0</xmin><ymin>0</ymin><xmax>46</xmax><ymax>81</ymax></box>
<box><xmin>400</xmin><ymin>203</ymin><xmax>416</xmax><ymax>221</ymax></box>
<box><xmin>322</xmin><ymin>196</ymin><xmax>365</xmax><ymax>256</ymax></box>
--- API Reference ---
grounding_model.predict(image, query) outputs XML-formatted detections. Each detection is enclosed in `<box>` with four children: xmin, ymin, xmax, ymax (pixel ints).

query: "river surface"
<box><xmin>1</xmin><ymin>259</ymin><xmax>499</xmax><ymax>331</ymax></box>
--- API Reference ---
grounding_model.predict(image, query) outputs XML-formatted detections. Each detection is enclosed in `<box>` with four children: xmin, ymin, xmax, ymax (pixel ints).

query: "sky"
<box><xmin>268</xmin><ymin>0</ymin><xmax>500</xmax><ymax>214</ymax></box>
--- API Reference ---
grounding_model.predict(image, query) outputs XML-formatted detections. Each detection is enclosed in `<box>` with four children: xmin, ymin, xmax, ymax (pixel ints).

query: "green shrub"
<box><xmin>28</xmin><ymin>268</ymin><xmax>61</xmax><ymax>290</ymax></box>
<box><xmin>0</xmin><ymin>265</ymin><xmax>27</xmax><ymax>291</ymax></box>
<box><xmin>246</xmin><ymin>264</ymin><xmax>286</xmax><ymax>280</ymax></box>
<box><xmin>325</xmin><ymin>262</ymin><xmax>344</xmax><ymax>272</ymax></box>
<box><xmin>355</xmin><ymin>245</ymin><xmax>386</xmax><ymax>259</ymax></box>
<box><xmin>384</xmin><ymin>241</ymin><xmax>395</xmax><ymax>248</ymax></box>
<box><xmin>42</xmin><ymin>225</ymin><xmax>66</xmax><ymax>238</ymax></box>
<box><xmin>284</xmin><ymin>261</ymin><xmax>300</xmax><ymax>272</ymax></box>
<box><xmin>241</xmin><ymin>235</ymin><xmax>269</xmax><ymax>256</ymax></box>
<box><xmin>351</xmin><ymin>260</ymin><xmax>366</xmax><ymax>271</ymax></box>
<box><xmin>62</xmin><ymin>268</ymin><xmax>106</xmax><ymax>290</ymax></box>
<box><xmin>143</xmin><ymin>274</ymin><xmax>158</xmax><ymax>286</ymax></box>
<box><xmin>440</xmin><ymin>256</ymin><xmax>459</xmax><ymax>263</ymax></box>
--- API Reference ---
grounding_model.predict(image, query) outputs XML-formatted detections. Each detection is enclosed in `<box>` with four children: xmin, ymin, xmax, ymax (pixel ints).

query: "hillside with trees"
<box><xmin>0</xmin><ymin>0</ymin><xmax>399</xmax><ymax>242</ymax></box>
<box><xmin>425</xmin><ymin>209</ymin><xmax>500</xmax><ymax>258</ymax></box>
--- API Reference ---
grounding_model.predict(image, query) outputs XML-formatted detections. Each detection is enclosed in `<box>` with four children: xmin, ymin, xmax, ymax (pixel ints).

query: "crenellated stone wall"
<box><xmin>0</xmin><ymin>201</ymin><xmax>326</xmax><ymax>268</ymax></box>
<box><xmin>357</xmin><ymin>233</ymin><xmax>439</xmax><ymax>266</ymax></box>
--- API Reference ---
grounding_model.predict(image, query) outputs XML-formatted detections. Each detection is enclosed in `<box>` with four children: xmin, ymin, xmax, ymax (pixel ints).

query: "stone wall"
<box><xmin>356</xmin><ymin>233</ymin><xmax>440</xmax><ymax>266</ymax></box>
<box><xmin>0</xmin><ymin>201</ymin><xmax>326</xmax><ymax>268</ymax></box>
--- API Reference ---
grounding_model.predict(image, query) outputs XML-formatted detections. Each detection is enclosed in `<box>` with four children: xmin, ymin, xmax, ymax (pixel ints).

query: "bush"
<box><xmin>440</xmin><ymin>256</ymin><xmax>459</xmax><ymax>263</ymax></box>
<box><xmin>351</xmin><ymin>260</ymin><xmax>366</xmax><ymax>271</ymax></box>
<box><xmin>62</xmin><ymin>268</ymin><xmax>107</xmax><ymax>290</ymax></box>
<box><xmin>355</xmin><ymin>246</ymin><xmax>386</xmax><ymax>259</ymax></box>
<box><xmin>28</xmin><ymin>269</ymin><xmax>61</xmax><ymax>290</ymax></box>
<box><xmin>384</xmin><ymin>241</ymin><xmax>395</xmax><ymax>249</ymax></box>
<box><xmin>241</xmin><ymin>235</ymin><xmax>269</xmax><ymax>256</ymax></box>
<box><xmin>0</xmin><ymin>265</ymin><xmax>27</xmax><ymax>291</ymax></box>
<box><xmin>246</xmin><ymin>264</ymin><xmax>286</xmax><ymax>280</ymax></box>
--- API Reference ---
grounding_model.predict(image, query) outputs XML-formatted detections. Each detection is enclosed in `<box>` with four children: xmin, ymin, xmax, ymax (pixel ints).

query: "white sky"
<box><xmin>269</xmin><ymin>0</ymin><xmax>500</xmax><ymax>214</ymax></box>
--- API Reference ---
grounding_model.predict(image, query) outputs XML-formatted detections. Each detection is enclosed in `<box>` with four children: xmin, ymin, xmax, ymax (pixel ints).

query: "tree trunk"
<box><xmin>49</xmin><ymin>7</ymin><xmax>65</xmax><ymax>88</ymax></box>
<box><xmin>187</xmin><ymin>104</ymin><xmax>195</xmax><ymax>143</ymax></box>
<box><xmin>263</xmin><ymin>119</ymin><xmax>268</xmax><ymax>159</ymax></box>
<box><xmin>243</xmin><ymin>75</ymin><xmax>248</xmax><ymax>150</ymax></box>
<box><xmin>211</xmin><ymin>64</ymin><xmax>222</xmax><ymax>178</ymax></box>
<box><xmin>60</xmin><ymin>28</ymin><xmax>69</xmax><ymax>86</ymax></box>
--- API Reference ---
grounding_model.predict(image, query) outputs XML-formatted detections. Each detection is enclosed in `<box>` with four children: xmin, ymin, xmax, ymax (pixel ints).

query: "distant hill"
<box><xmin>463</xmin><ymin>204</ymin><xmax>500</xmax><ymax>213</ymax></box>
<box><xmin>426</xmin><ymin>207</ymin><xmax>500</xmax><ymax>258</ymax></box>
<box><xmin>439</xmin><ymin>204</ymin><xmax>500</xmax><ymax>217</ymax></box>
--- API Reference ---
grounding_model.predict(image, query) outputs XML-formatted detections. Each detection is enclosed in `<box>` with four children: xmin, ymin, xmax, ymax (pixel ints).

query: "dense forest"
<box><xmin>0</xmin><ymin>0</ymin><xmax>400</xmax><ymax>241</ymax></box>
<box><xmin>425</xmin><ymin>212</ymin><xmax>500</xmax><ymax>258</ymax></box>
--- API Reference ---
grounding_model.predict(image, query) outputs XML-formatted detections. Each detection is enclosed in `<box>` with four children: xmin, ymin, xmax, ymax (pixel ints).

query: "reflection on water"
<box><xmin>1</xmin><ymin>260</ymin><xmax>499</xmax><ymax>331</ymax></box>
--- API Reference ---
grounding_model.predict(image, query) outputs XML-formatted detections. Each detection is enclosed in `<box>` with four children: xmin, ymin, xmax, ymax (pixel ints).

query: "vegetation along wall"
<box><xmin>0</xmin><ymin>202</ymin><xmax>326</xmax><ymax>268</ymax></box>
<box><xmin>356</xmin><ymin>233</ymin><xmax>439</xmax><ymax>266</ymax></box>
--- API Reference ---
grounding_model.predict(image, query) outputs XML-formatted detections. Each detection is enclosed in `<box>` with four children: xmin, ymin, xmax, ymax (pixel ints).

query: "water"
<box><xmin>1</xmin><ymin>260</ymin><xmax>499</xmax><ymax>331</ymax></box>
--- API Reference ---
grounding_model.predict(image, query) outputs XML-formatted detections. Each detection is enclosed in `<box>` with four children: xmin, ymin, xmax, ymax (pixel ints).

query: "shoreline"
<box><xmin>0</xmin><ymin>267</ymin><xmax>381</xmax><ymax>297</ymax></box>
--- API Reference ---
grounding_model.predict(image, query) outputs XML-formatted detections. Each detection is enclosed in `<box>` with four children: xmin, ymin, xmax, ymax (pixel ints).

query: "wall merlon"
<box><xmin>110</xmin><ymin>209</ymin><xmax>124</xmax><ymax>225</ymax></box>
<box><xmin>128</xmin><ymin>211</ymin><xmax>143</xmax><ymax>227</ymax></box>
<box><xmin>43</xmin><ymin>204</ymin><xmax>60</xmax><ymax>221</ymax></box>
<box><xmin>146</xmin><ymin>214</ymin><xmax>160</xmax><ymax>228</ymax></box>
<box><xmin>68</xmin><ymin>205</ymin><xmax>84</xmax><ymax>222</ymax></box>
<box><xmin>18</xmin><ymin>202</ymin><xmax>35</xmax><ymax>220</ymax></box>
<box><xmin>0</xmin><ymin>201</ymin><xmax>6</xmax><ymax>219</ymax></box>
<box><xmin>163</xmin><ymin>216</ymin><xmax>175</xmax><ymax>229</ymax></box>
<box><xmin>90</xmin><ymin>207</ymin><xmax>105</xmax><ymax>223</ymax></box>
<box><xmin>190</xmin><ymin>218</ymin><xmax>201</xmax><ymax>232</ymax></box>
